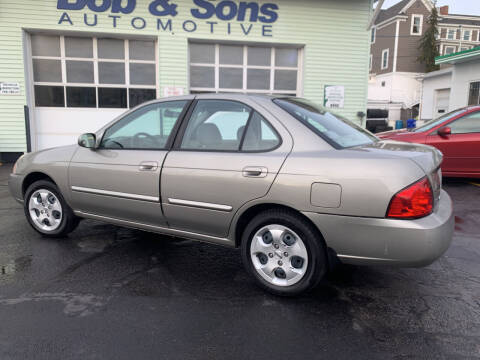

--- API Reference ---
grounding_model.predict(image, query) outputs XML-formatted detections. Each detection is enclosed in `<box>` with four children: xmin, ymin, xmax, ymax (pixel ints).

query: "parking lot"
<box><xmin>0</xmin><ymin>163</ymin><xmax>479</xmax><ymax>360</ymax></box>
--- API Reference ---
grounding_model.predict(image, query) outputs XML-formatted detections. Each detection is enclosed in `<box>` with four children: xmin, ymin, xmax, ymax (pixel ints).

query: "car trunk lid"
<box><xmin>357</xmin><ymin>140</ymin><xmax>443</xmax><ymax>205</ymax></box>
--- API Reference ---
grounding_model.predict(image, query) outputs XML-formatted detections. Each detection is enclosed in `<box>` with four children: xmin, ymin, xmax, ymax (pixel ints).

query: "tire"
<box><xmin>241</xmin><ymin>208</ymin><xmax>328</xmax><ymax>296</ymax></box>
<box><xmin>24</xmin><ymin>180</ymin><xmax>80</xmax><ymax>238</ymax></box>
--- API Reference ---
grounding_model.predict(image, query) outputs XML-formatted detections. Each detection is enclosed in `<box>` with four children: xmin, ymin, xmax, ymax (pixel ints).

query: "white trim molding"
<box><xmin>400</xmin><ymin>0</ymin><xmax>433</xmax><ymax>14</ymax></box>
<box><xmin>393</xmin><ymin>20</ymin><xmax>400</xmax><ymax>72</ymax></box>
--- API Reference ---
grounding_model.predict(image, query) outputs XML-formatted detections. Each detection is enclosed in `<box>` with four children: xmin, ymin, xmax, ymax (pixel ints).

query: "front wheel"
<box><xmin>24</xmin><ymin>180</ymin><xmax>79</xmax><ymax>238</ymax></box>
<box><xmin>241</xmin><ymin>209</ymin><xmax>328</xmax><ymax>296</ymax></box>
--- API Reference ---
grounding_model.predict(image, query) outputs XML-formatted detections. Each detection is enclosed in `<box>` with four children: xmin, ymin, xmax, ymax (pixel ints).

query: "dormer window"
<box><xmin>411</xmin><ymin>15</ymin><xmax>423</xmax><ymax>35</ymax></box>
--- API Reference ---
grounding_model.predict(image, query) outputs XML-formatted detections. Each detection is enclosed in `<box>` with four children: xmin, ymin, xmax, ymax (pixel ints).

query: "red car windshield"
<box><xmin>413</xmin><ymin>109</ymin><xmax>467</xmax><ymax>133</ymax></box>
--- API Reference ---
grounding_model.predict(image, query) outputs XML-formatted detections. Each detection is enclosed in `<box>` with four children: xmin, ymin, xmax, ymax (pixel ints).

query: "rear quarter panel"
<box><xmin>267</xmin><ymin>150</ymin><xmax>426</xmax><ymax>218</ymax></box>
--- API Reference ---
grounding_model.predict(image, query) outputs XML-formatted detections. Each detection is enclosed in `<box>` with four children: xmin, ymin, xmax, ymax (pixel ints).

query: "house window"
<box><xmin>447</xmin><ymin>29</ymin><xmax>456</xmax><ymax>40</ymax></box>
<box><xmin>189</xmin><ymin>43</ymin><xmax>301</xmax><ymax>95</ymax></box>
<box><xmin>463</xmin><ymin>30</ymin><xmax>471</xmax><ymax>41</ymax></box>
<box><xmin>468</xmin><ymin>81</ymin><xmax>480</xmax><ymax>106</ymax></box>
<box><xmin>411</xmin><ymin>15</ymin><xmax>423</xmax><ymax>35</ymax></box>
<box><xmin>444</xmin><ymin>46</ymin><xmax>456</xmax><ymax>55</ymax></box>
<box><xmin>369</xmin><ymin>54</ymin><xmax>373</xmax><ymax>71</ymax></box>
<box><xmin>31</xmin><ymin>34</ymin><xmax>157</xmax><ymax>108</ymax></box>
<box><xmin>460</xmin><ymin>46</ymin><xmax>470</xmax><ymax>52</ymax></box>
<box><xmin>371</xmin><ymin>27</ymin><xmax>376</xmax><ymax>44</ymax></box>
<box><xmin>381</xmin><ymin>49</ymin><xmax>389</xmax><ymax>70</ymax></box>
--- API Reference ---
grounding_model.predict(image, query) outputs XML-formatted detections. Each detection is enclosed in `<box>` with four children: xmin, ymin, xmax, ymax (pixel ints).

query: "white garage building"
<box><xmin>420</xmin><ymin>47</ymin><xmax>480</xmax><ymax>121</ymax></box>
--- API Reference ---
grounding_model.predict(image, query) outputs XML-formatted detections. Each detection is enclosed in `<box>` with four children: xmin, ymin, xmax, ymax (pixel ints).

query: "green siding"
<box><xmin>0</xmin><ymin>0</ymin><xmax>371</xmax><ymax>152</ymax></box>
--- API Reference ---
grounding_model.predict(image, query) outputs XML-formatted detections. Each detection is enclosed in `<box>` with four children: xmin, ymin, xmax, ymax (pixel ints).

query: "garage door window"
<box><xmin>31</xmin><ymin>35</ymin><xmax>157</xmax><ymax>109</ymax></box>
<box><xmin>189</xmin><ymin>43</ymin><xmax>301</xmax><ymax>95</ymax></box>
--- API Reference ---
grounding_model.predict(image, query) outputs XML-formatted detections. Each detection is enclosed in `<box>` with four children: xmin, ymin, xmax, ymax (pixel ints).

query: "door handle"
<box><xmin>242</xmin><ymin>166</ymin><xmax>268</xmax><ymax>178</ymax></box>
<box><xmin>139</xmin><ymin>161</ymin><xmax>158</xmax><ymax>171</ymax></box>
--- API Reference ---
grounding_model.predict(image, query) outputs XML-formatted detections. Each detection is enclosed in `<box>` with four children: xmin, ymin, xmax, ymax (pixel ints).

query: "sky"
<box><xmin>381</xmin><ymin>0</ymin><xmax>480</xmax><ymax>16</ymax></box>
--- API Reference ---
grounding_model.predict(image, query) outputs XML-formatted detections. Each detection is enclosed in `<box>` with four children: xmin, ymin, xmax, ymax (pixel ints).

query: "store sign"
<box><xmin>0</xmin><ymin>82</ymin><xmax>20</xmax><ymax>95</ymax></box>
<box><xmin>57</xmin><ymin>0</ymin><xmax>278</xmax><ymax>36</ymax></box>
<box><xmin>324</xmin><ymin>85</ymin><xmax>344</xmax><ymax>109</ymax></box>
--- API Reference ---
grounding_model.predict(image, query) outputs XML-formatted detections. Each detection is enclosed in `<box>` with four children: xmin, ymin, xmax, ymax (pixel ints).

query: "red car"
<box><xmin>378</xmin><ymin>106</ymin><xmax>480</xmax><ymax>178</ymax></box>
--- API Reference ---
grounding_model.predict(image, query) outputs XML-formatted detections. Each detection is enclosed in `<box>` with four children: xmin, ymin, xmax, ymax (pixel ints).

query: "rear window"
<box><xmin>273</xmin><ymin>98</ymin><xmax>377</xmax><ymax>149</ymax></box>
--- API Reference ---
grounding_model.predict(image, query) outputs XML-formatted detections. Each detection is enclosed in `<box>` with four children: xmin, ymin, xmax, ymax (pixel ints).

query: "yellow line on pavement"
<box><xmin>469</xmin><ymin>182</ymin><xmax>480</xmax><ymax>187</ymax></box>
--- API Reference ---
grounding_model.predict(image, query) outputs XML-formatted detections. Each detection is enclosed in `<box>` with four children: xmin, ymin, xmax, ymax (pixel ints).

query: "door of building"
<box><xmin>434</xmin><ymin>89</ymin><xmax>451</xmax><ymax>118</ymax></box>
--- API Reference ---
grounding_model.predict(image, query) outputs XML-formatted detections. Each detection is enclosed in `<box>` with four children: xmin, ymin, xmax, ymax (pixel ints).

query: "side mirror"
<box><xmin>437</xmin><ymin>127</ymin><xmax>451</xmax><ymax>138</ymax></box>
<box><xmin>78</xmin><ymin>133</ymin><xmax>97</xmax><ymax>149</ymax></box>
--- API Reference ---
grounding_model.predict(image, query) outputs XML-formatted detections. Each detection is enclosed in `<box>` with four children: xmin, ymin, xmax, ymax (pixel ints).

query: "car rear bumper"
<box><xmin>303</xmin><ymin>189</ymin><xmax>454</xmax><ymax>267</ymax></box>
<box><xmin>8</xmin><ymin>173</ymin><xmax>24</xmax><ymax>203</ymax></box>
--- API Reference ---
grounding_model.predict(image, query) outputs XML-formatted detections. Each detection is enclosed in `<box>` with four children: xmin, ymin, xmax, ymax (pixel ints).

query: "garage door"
<box><xmin>29</xmin><ymin>34</ymin><xmax>157</xmax><ymax>150</ymax></box>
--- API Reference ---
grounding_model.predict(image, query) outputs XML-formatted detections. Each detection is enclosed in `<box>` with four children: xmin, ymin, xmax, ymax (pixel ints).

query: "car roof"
<box><xmin>145</xmin><ymin>93</ymin><xmax>292</xmax><ymax>104</ymax></box>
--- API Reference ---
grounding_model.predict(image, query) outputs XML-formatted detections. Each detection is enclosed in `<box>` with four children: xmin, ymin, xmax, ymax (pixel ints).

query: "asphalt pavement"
<box><xmin>0</xmin><ymin>163</ymin><xmax>479</xmax><ymax>360</ymax></box>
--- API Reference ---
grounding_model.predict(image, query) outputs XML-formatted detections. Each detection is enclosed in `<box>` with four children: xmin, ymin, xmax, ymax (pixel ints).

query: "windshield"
<box><xmin>273</xmin><ymin>98</ymin><xmax>377</xmax><ymax>149</ymax></box>
<box><xmin>413</xmin><ymin>109</ymin><xmax>466</xmax><ymax>133</ymax></box>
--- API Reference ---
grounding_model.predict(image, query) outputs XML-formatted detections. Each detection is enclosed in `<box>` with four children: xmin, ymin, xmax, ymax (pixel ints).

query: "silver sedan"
<box><xmin>9</xmin><ymin>94</ymin><xmax>454</xmax><ymax>296</ymax></box>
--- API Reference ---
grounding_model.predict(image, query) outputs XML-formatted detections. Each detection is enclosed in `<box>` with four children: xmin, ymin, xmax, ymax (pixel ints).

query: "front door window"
<box><xmin>101</xmin><ymin>100</ymin><xmax>188</xmax><ymax>149</ymax></box>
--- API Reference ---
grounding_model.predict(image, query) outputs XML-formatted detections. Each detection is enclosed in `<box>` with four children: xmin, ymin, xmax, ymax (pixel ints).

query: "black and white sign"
<box><xmin>324</xmin><ymin>85</ymin><xmax>344</xmax><ymax>109</ymax></box>
<box><xmin>0</xmin><ymin>82</ymin><xmax>20</xmax><ymax>95</ymax></box>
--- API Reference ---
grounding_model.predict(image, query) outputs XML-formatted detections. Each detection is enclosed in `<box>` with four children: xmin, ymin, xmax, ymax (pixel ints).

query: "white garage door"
<box><xmin>434</xmin><ymin>88</ymin><xmax>450</xmax><ymax>118</ymax></box>
<box><xmin>29</xmin><ymin>34</ymin><xmax>158</xmax><ymax>150</ymax></box>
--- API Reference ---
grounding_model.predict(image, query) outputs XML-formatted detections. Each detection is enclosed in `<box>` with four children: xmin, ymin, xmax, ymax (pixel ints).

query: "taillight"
<box><xmin>386</xmin><ymin>177</ymin><xmax>433</xmax><ymax>219</ymax></box>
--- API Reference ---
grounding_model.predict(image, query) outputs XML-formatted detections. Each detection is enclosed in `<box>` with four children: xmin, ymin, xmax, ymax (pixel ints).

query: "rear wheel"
<box><xmin>241</xmin><ymin>209</ymin><xmax>327</xmax><ymax>296</ymax></box>
<box><xmin>24</xmin><ymin>180</ymin><xmax>79</xmax><ymax>238</ymax></box>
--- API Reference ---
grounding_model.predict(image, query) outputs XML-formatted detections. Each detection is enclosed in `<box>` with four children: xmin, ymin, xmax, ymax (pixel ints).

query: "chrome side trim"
<box><xmin>71</xmin><ymin>186</ymin><xmax>159</xmax><ymax>203</ymax></box>
<box><xmin>167</xmin><ymin>198</ymin><xmax>233</xmax><ymax>212</ymax></box>
<box><xmin>337</xmin><ymin>254</ymin><xmax>397</xmax><ymax>262</ymax></box>
<box><xmin>74</xmin><ymin>210</ymin><xmax>233</xmax><ymax>247</ymax></box>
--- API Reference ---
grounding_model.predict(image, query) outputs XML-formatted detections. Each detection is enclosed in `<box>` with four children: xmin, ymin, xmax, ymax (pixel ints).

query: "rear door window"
<box><xmin>179</xmin><ymin>100</ymin><xmax>280</xmax><ymax>152</ymax></box>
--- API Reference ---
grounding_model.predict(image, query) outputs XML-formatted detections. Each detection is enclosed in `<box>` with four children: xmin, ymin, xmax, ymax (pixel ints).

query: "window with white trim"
<box><xmin>31</xmin><ymin>34</ymin><xmax>157</xmax><ymax>108</ymax></box>
<box><xmin>381</xmin><ymin>49</ymin><xmax>389</xmax><ymax>70</ymax></box>
<box><xmin>369</xmin><ymin>54</ymin><xmax>373</xmax><ymax>71</ymax></box>
<box><xmin>371</xmin><ymin>27</ymin><xmax>376</xmax><ymax>44</ymax></box>
<box><xmin>463</xmin><ymin>30</ymin><xmax>471</xmax><ymax>41</ymax></box>
<box><xmin>460</xmin><ymin>46</ymin><xmax>471</xmax><ymax>52</ymax></box>
<box><xmin>411</xmin><ymin>15</ymin><xmax>423</xmax><ymax>35</ymax></box>
<box><xmin>189</xmin><ymin>43</ymin><xmax>301</xmax><ymax>96</ymax></box>
<box><xmin>444</xmin><ymin>46</ymin><xmax>456</xmax><ymax>55</ymax></box>
<box><xmin>447</xmin><ymin>29</ymin><xmax>456</xmax><ymax>40</ymax></box>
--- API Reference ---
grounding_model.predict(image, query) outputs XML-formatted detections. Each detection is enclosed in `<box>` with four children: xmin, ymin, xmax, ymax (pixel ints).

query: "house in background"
<box><xmin>368</xmin><ymin>0</ymin><xmax>480</xmax><ymax>129</ymax></box>
<box><xmin>420</xmin><ymin>47</ymin><xmax>480</xmax><ymax>121</ymax></box>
